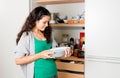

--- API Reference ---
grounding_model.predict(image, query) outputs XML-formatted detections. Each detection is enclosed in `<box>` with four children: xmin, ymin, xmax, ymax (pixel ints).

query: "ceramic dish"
<box><xmin>49</xmin><ymin>47</ymin><xmax>69</xmax><ymax>58</ymax></box>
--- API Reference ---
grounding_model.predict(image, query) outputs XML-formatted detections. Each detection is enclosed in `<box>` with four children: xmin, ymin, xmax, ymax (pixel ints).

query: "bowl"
<box><xmin>49</xmin><ymin>47</ymin><xmax>69</xmax><ymax>58</ymax></box>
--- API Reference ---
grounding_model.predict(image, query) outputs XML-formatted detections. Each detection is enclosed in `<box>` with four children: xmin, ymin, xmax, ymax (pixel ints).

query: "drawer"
<box><xmin>56</xmin><ymin>61</ymin><xmax>84</xmax><ymax>72</ymax></box>
<box><xmin>58</xmin><ymin>71</ymin><xmax>84</xmax><ymax>78</ymax></box>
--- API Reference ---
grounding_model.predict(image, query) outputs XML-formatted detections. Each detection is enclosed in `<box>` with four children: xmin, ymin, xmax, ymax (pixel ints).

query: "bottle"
<box><xmin>78</xmin><ymin>41</ymin><xmax>85</xmax><ymax>58</ymax></box>
<box><xmin>82</xmin><ymin>41</ymin><xmax>85</xmax><ymax>51</ymax></box>
<box><xmin>73</xmin><ymin>38</ymin><xmax>80</xmax><ymax>57</ymax></box>
<box><xmin>74</xmin><ymin>38</ymin><xmax>79</xmax><ymax>49</ymax></box>
<box><xmin>70</xmin><ymin>37</ymin><xmax>74</xmax><ymax>45</ymax></box>
<box><xmin>69</xmin><ymin>37</ymin><xmax>74</xmax><ymax>56</ymax></box>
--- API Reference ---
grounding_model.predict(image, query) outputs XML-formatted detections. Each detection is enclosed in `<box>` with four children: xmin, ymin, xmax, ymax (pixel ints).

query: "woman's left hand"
<box><xmin>64</xmin><ymin>47</ymin><xmax>73</xmax><ymax>57</ymax></box>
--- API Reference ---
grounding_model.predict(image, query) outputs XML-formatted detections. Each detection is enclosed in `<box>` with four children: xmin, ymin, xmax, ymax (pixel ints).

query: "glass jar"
<box><xmin>62</xmin><ymin>34</ymin><xmax>69</xmax><ymax>43</ymax></box>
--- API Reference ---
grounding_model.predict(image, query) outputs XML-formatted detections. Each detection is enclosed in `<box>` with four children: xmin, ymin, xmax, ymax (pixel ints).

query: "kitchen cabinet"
<box><xmin>34</xmin><ymin>0</ymin><xmax>85</xmax><ymax>78</ymax></box>
<box><xmin>56</xmin><ymin>56</ymin><xmax>84</xmax><ymax>78</ymax></box>
<box><xmin>35</xmin><ymin>0</ymin><xmax>85</xmax><ymax>27</ymax></box>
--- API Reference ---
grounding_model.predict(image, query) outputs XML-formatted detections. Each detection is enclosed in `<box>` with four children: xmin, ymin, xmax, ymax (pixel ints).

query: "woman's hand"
<box><xmin>64</xmin><ymin>47</ymin><xmax>73</xmax><ymax>57</ymax></box>
<box><xmin>15</xmin><ymin>50</ymin><xmax>54</xmax><ymax>65</ymax></box>
<box><xmin>38</xmin><ymin>50</ymin><xmax>54</xmax><ymax>59</ymax></box>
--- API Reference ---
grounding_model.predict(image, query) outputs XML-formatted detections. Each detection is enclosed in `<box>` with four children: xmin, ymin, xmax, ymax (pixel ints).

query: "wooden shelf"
<box><xmin>50</xmin><ymin>23</ymin><xmax>84</xmax><ymax>27</ymax></box>
<box><xmin>56</xmin><ymin>56</ymin><xmax>84</xmax><ymax>62</ymax></box>
<box><xmin>36</xmin><ymin>0</ymin><xmax>84</xmax><ymax>5</ymax></box>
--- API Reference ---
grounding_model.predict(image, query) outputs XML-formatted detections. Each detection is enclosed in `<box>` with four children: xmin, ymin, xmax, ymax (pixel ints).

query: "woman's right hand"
<box><xmin>15</xmin><ymin>50</ymin><xmax>54</xmax><ymax>65</ymax></box>
<box><xmin>38</xmin><ymin>50</ymin><xmax>54</xmax><ymax>59</ymax></box>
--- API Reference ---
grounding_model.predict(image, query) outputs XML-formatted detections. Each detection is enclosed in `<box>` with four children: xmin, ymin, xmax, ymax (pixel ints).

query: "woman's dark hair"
<box><xmin>16</xmin><ymin>6</ymin><xmax>52</xmax><ymax>44</ymax></box>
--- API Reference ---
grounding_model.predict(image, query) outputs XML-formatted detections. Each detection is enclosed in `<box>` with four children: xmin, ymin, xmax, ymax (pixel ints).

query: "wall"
<box><xmin>31</xmin><ymin>2</ymin><xmax>85</xmax><ymax>19</ymax></box>
<box><xmin>0</xmin><ymin>0</ymin><xmax>29</xmax><ymax>78</ymax></box>
<box><xmin>85</xmin><ymin>0</ymin><xmax>120</xmax><ymax>78</ymax></box>
<box><xmin>46</xmin><ymin>3</ymin><xmax>84</xmax><ymax>20</ymax></box>
<box><xmin>30</xmin><ymin>0</ymin><xmax>45</xmax><ymax>11</ymax></box>
<box><xmin>52</xmin><ymin>27</ymin><xmax>84</xmax><ymax>43</ymax></box>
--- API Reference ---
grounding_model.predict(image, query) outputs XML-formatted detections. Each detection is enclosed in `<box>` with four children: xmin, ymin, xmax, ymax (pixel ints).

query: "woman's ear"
<box><xmin>35</xmin><ymin>20</ymin><xmax>38</xmax><ymax>26</ymax></box>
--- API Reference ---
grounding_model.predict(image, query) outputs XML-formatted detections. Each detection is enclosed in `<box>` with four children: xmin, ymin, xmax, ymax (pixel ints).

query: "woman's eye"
<box><xmin>43</xmin><ymin>22</ymin><xmax>47</xmax><ymax>24</ymax></box>
<box><xmin>44</xmin><ymin>21</ymin><xmax>49</xmax><ymax>24</ymax></box>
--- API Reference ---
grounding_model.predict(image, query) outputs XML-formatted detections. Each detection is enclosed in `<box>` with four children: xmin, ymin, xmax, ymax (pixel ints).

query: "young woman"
<box><xmin>14</xmin><ymin>6</ymin><xmax>72</xmax><ymax>78</ymax></box>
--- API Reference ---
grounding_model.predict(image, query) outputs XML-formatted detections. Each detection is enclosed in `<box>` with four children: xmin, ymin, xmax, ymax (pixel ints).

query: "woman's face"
<box><xmin>35</xmin><ymin>15</ymin><xmax>50</xmax><ymax>31</ymax></box>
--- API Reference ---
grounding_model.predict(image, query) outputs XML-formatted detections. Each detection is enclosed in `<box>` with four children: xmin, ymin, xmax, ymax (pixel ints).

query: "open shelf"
<box><xmin>36</xmin><ymin>0</ymin><xmax>84</xmax><ymax>5</ymax></box>
<box><xmin>50</xmin><ymin>23</ymin><xmax>84</xmax><ymax>27</ymax></box>
<box><xmin>56</xmin><ymin>56</ymin><xmax>84</xmax><ymax>62</ymax></box>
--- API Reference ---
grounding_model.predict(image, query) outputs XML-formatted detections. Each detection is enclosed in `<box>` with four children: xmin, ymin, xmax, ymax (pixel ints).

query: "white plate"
<box><xmin>49</xmin><ymin>47</ymin><xmax>69</xmax><ymax>58</ymax></box>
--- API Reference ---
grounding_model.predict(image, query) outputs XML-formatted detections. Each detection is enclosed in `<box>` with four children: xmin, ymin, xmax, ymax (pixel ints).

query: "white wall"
<box><xmin>46</xmin><ymin>3</ymin><xmax>85</xmax><ymax>20</ymax></box>
<box><xmin>85</xmin><ymin>0</ymin><xmax>120</xmax><ymax>78</ymax></box>
<box><xmin>52</xmin><ymin>27</ymin><xmax>84</xmax><ymax>43</ymax></box>
<box><xmin>31</xmin><ymin>2</ymin><xmax>85</xmax><ymax>19</ymax></box>
<box><xmin>0</xmin><ymin>0</ymin><xmax>29</xmax><ymax>78</ymax></box>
